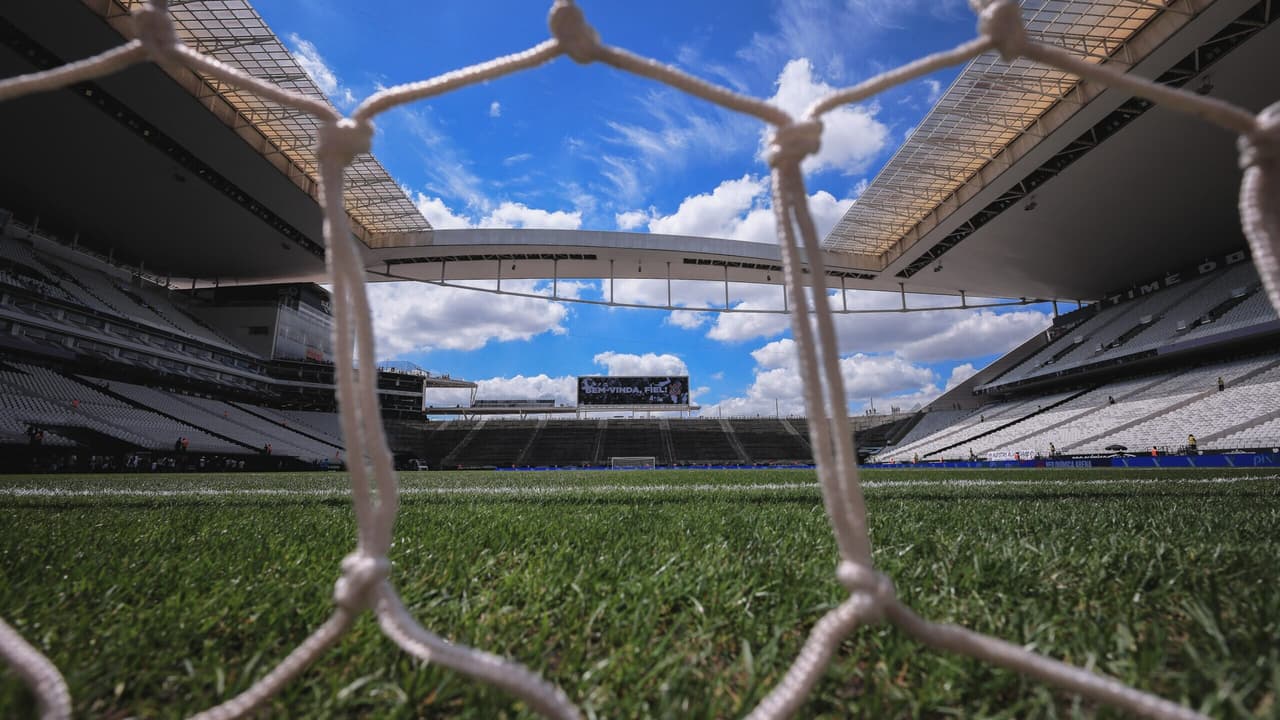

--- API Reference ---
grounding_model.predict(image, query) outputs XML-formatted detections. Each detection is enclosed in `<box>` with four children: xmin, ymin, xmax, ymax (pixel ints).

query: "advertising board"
<box><xmin>577</xmin><ymin>376</ymin><xmax>690</xmax><ymax>405</ymax></box>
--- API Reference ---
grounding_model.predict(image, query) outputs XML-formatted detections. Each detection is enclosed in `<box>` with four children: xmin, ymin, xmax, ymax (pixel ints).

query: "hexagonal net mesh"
<box><xmin>1</xmin><ymin>2</ymin><xmax>1277</xmax><ymax>718</ymax></box>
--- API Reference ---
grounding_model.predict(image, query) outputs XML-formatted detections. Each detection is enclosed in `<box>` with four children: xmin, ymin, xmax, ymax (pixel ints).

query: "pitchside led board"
<box><xmin>578</xmin><ymin>376</ymin><xmax>690</xmax><ymax>406</ymax></box>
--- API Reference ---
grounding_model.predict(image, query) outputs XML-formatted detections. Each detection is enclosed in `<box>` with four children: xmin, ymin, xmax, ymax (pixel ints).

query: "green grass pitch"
<box><xmin>1</xmin><ymin>468</ymin><xmax>1278</xmax><ymax>718</ymax></box>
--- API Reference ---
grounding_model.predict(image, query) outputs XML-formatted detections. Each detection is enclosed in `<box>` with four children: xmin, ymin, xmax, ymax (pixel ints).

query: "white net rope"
<box><xmin>0</xmin><ymin>1</ymin><xmax>1277</xmax><ymax>717</ymax></box>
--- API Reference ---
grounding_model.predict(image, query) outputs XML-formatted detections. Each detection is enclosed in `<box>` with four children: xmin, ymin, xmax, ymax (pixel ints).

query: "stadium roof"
<box><xmin>826</xmin><ymin>0</ymin><xmax>1195</xmax><ymax>261</ymax></box>
<box><xmin>0</xmin><ymin>0</ymin><xmax>1276</xmax><ymax>303</ymax></box>
<box><xmin>94</xmin><ymin>0</ymin><xmax>430</xmax><ymax>243</ymax></box>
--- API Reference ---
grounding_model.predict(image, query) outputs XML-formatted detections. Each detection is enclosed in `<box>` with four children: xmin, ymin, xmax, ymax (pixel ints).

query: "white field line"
<box><xmin>0</xmin><ymin>475</ymin><xmax>1275</xmax><ymax>500</ymax></box>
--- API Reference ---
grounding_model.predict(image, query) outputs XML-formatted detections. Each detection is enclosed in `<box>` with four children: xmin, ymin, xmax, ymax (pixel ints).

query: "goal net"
<box><xmin>610</xmin><ymin>456</ymin><xmax>656</xmax><ymax>470</ymax></box>
<box><xmin>1</xmin><ymin>1</ymin><xmax>1277</xmax><ymax>719</ymax></box>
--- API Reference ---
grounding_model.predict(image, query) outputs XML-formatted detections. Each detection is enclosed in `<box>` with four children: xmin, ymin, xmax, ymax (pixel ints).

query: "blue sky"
<box><xmin>253</xmin><ymin>0</ymin><xmax>1053</xmax><ymax>415</ymax></box>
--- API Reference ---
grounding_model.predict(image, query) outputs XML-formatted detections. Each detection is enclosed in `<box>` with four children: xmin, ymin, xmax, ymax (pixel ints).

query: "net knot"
<box><xmin>333</xmin><ymin>552</ymin><xmax>391</xmax><ymax>613</ymax></box>
<box><xmin>971</xmin><ymin>0</ymin><xmax>1027</xmax><ymax>62</ymax></box>
<box><xmin>1239</xmin><ymin>101</ymin><xmax>1280</xmax><ymax>170</ymax></box>
<box><xmin>837</xmin><ymin>561</ymin><xmax>896</xmax><ymax>623</ymax></box>
<box><xmin>132</xmin><ymin>1</ymin><xmax>180</xmax><ymax>63</ymax></box>
<box><xmin>315</xmin><ymin>118</ymin><xmax>374</xmax><ymax>167</ymax></box>
<box><xmin>766</xmin><ymin>120</ymin><xmax>823</xmax><ymax>168</ymax></box>
<box><xmin>548</xmin><ymin>1</ymin><xmax>602</xmax><ymax>64</ymax></box>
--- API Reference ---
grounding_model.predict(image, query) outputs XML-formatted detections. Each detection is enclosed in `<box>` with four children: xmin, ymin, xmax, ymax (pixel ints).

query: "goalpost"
<box><xmin>0</xmin><ymin>1</ymin><xmax>1277</xmax><ymax>719</ymax></box>
<box><xmin>610</xmin><ymin>455</ymin><xmax>657</xmax><ymax>470</ymax></box>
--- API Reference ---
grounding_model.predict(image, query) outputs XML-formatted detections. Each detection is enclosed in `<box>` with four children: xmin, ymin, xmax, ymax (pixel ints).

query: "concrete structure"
<box><xmin>0</xmin><ymin>1</ymin><xmax>1276</xmax><ymax>306</ymax></box>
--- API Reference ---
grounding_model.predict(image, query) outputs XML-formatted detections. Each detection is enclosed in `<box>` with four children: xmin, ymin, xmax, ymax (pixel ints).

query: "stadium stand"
<box><xmin>728</xmin><ymin>419</ymin><xmax>810</xmax><ymax>463</ymax></box>
<box><xmin>0</xmin><ymin>359</ymin><xmax>236</xmax><ymax>453</ymax></box>
<box><xmin>982</xmin><ymin>262</ymin><xmax>1278</xmax><ymax>389</ymax></box>
<box><xmin>0</xmin><ymin>215</ymin><xmax>450</xmax><ymax>468</ymax></box>
<box><xmin>1</xmin><ymin>230</ymin><xmax>244</xmax><ymax>354</ymax></box>
<box><xmin>599</xmin><ymin>420</ymin><xmax>670</xmax><ymax>466</ymax></box>
<box><xmin>423</xmin><ymin>420</ymin><xmax>480</xmax><ymax>469</ymax></box>
<box><xmin>1211</xmin><ymin>415</ymin><xmax>1280</xmax><ymax>450</ymax></box>
<box><xmin>884</xmin><ymin>409</ymin><xmax>976</xmax><ymax>449</ymax></box>
<box><xmin>668</xmin><ymin>419</ymin><xmax>744</xmax><ymax>464</ymax></box>
<box><xmin>968</xmin><ymin>376</ymin><xmax>1158</xmax><ymax>457</ymax></box>
<box><xmin>6</xmin><ymin>194</ymin><xmax>1280</xmax><ymax>471</ymax></box>
<box><xmin>520</xmin><ymin>419</ymin><xmax>605</xmax><ymax>468</ymax></box>
<box><xmin>877</xmin><ymin>346</ymin><xmax>1280</xmax><ymax>461</ymax></box>
<box><xmin>400</xmin><ymin>416</ymin><xmax>832</xmax><ymax>468</ymax></box>
<box><xmin>447</xmin><ymin>420</ymin><xmax>539</xmax><ymax>468</ymax></box>
<box><xmin>880</xmin><ymin>392</ymin><xmax>1076</xmax><ymax>461</ymax></box>
<box><xmin>1071</xmin><ymin>360</ymin><xmax>1280</xmax><ymax>454</ymax></box>
<box><xmin>256</xmin><ymin>406</ymin><xmax>345</xmax><ymax>447</ymax></box>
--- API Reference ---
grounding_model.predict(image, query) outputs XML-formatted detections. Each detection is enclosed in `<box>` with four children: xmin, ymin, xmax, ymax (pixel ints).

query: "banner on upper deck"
<box><xmin>577</xmin><ymin>376</ymin><xmax>690</xmax><ymax>405</ymax></box>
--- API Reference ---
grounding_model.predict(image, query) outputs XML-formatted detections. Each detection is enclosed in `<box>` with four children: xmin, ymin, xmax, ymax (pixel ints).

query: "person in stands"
<box><xmin>1217</xmin><ymin>376</ymin><xmax>1225</xmax><ymax>392</ymax></box>
<box><xmin>1151</xmin><ymin>446</ymin><xmax>1159</xmax><ymax>457</ymax></box>
<box><xmin>1187</xmin><ymin>433</ymin><xmax>1198</xmax><ymax>453</ymax></box>
<box><xmin>1048</xmin><ymin>442</ymin><xmax>1056</xmax><ymax>457</ymax></box>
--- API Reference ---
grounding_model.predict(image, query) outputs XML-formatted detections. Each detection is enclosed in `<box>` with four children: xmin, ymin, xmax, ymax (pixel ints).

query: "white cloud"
<box><xmin>750</xmin><ymin>339</ymin><xmax>798</xmax><ymax>369</ymax></box>
<box><xmin>648</xmin><ymin>175</ymin><xmax>765</xmax><ymax>238</ymax></box>
<box><xmin>489</xmin><ymin>101</ymin><xmax>502</xmax><ymax>118</ymax></box>
<box><xmin>481</xmin><ymin>202</ymin><xmax>582</xmax><ymax>230</ymax></box>
<box><xmin>426</xmin><ymin>374</ymin><xmax>577</xmax><ymax>408</ymax></box>
<box><xmin>287</xmin><ymin>33</ymin><xmax>356</xmax><ymax>110</ymax></box>
<box><xmin>740</xmin><ymin>0</ymin><xmax>858</xmax><ymax>81</ymax></box>
<box><xmin>621</xmin><ymin>173</ymin><xmax>852</xmax><ymax>247</ymax></box>
<box><xmin>701</xmin><ymin>338</ymin><xmax>942</xmax><ymax>417</ymax></box>
<box><xmin>610</xmin><ymin>278</ymin><xmax>726</xmax><ymax>310</ymax></box>
<box><xmin>476</xmin><ymin>374</ymin><xmax>575</xmax><ymax>403</ymax></box>
<box><xmin>842</xmin><ymin>353</ymin><xmax>937</xmax><ymax>399</ymax></box>
<box><xmin>599</xmin><ymin>155</ymin><xmax>643</xmax><ymax>204</ymax></box>
<box><xmin>402</xmin><ymin>106</ymin><xmax>590</xmax><ymax>227</ymax></box>
<box><xmin>698</xmin><ymin>300</ymin><xmax>1050</xmax><ymax>417</ymax></box>
<box><xmin>561</xmin><ymin>181</ymin><xmax>599</xmax><ymax>218</ymax></box>
<box><xmin>606</xmin><ymin>119</ymin><xmax>669</xmax><ymax>161</ymax></box>
<box><xmin>596</xmin><ymin>89</ymin><xmax>756</xmax><ymax>200</ymax></box>
<box><xmin>707</xmin><ymin>290</ymin><xmax>1051</xmax><ymax>361</ymax></box>
<box><xmin>740</xmin><ymin>0</ymin><xmax>969</xmax><ymax>79</ymax></box>
<box><xmin>615</xmin><ymin>210</ymin><xmax>652</xmax><ymax>231</ymax></box>
<box><xmin>411</xmin><ymin>194</ymin><xmax>581</xmax><ymax>230</ymax></box>
<box><xmin>806</xmin><ymin>189</ymin><xmax>857</xmax><ymax>237</ymax></box>
<box><xmin>541</xmin><ymin>280</ymin><xmax>595</xmax><ymax>301</ymax></box>
<box><xmin>666</xmin><ymin>310</ymin><xmax>711</xmax><ymax>329</ymax></box>
<box><xmin>924</xmin><ymin>78</ymin><xmax>943</xmax><ymax>103</ymax></box>
<box><xmin>847</xmin><ymin>0</ymin><xmax>970</xmax><ymax>29</ymax></box>
<box><xmin>763</xmin><ymin>58</ymin><xmax>890</xmax><ymax>175</ymax></box>
<box><xmin>708</xmin><ymin>304</ymin><xmax>789</xmax><ymax>343</ymax></box>
<box><xmin>400</xmin><ymin>108</ymin><xmax>488</xmax><ymax>211</ymax></box>
<box><xmin>675</xmin><ymin>43</ymin><xmax>749</xmax><ymax>93</ymax></box>
<box><xmin>945</xmin><ymin>362</ymin><xmax>978</xmax><ymax>391</ymax></box>
<box><xmin>367</xmin><ymin>281</ymin><xmax>572</xmax><ymax>356</ymax></box>
<box><xmin>889</xmin><ymin>309</ymin><xmax>1051</xmax><ymax>363</ymax></box>
<box><xmin>414</xmin><ymin>193</ymin><xmax>473</xmax><ymax>229</ymax></box>
<box><xmin>593</xmin><ymin>351</ymin><xmax>689</xmax><ymax>377</ymax></box>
